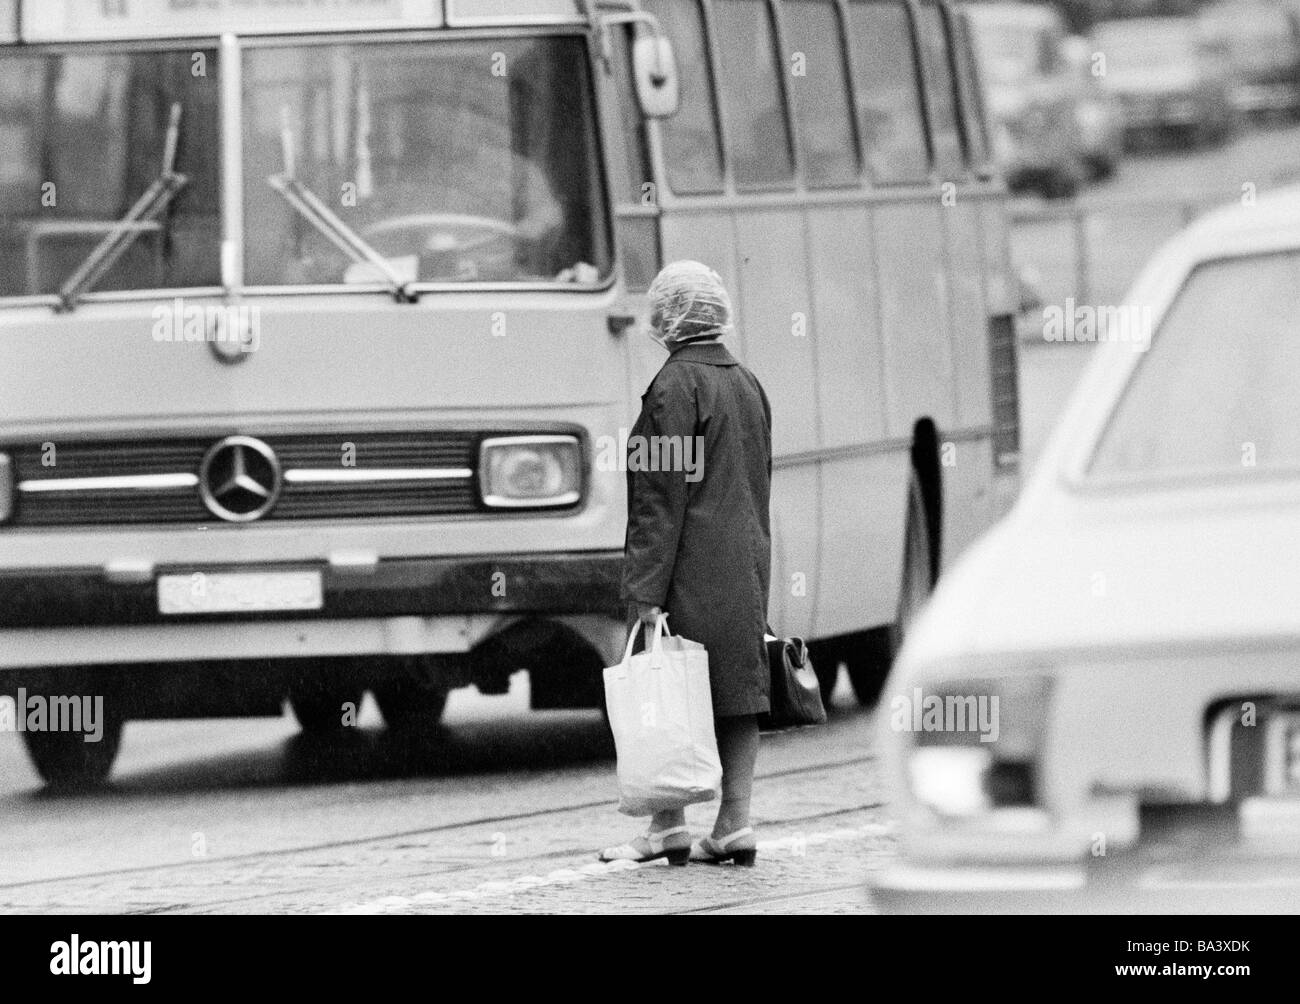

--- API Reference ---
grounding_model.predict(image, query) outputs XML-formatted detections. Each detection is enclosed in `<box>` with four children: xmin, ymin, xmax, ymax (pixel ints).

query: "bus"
<box><xmin>0</xmin><ymin>0</ymin><xmax>1020</xmax><ymax>786</ymax></box>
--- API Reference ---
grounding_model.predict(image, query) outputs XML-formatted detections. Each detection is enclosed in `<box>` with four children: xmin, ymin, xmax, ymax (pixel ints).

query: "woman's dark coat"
<box><xmin>621</xmin><ymin>340</ymin><xmax>773</xmax><ymax>717</ymax></box>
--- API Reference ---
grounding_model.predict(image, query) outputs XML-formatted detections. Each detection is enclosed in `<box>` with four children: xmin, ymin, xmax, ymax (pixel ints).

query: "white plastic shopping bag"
<box><xmin>603</xmin><ymin>614</ymin><xmax>722</xmax><ymax>816</ymax></box>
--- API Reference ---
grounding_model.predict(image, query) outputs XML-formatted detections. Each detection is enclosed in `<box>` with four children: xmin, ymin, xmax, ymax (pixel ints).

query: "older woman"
<box><xmin>599</xmin><ymin>260</ymin><xmax>773</xmax><ymax>867</ymax></box>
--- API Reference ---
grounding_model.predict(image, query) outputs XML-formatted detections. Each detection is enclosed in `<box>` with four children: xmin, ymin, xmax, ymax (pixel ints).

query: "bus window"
<box><xmin>0</xmin><ymin>49</ymin><xmax>220</xmax><ymax>298</ymax></box>
<box><xmin>711</xmin><ymin>0</ymin><xmax>795</xmax><ymax>190</ymax></box>
<box><xmin>241</xmin><ymin>36</ymin><xmax>611</xmax><ymax>287</ymax></box>
<box><xmin>781</xmin><ymin>0</ymin><xmax>860</xmax><ymax>188</ymax></box>
<box><xmin>643</xmin><ymin>0</ymin><xmax>726</xmax><ymax>194</ymax></box>
<box><xmin>607</xmin><ymin>28</ymin><xmax>653</xmax><ymax>205</ymax></box>
<box><xmin>915</xmin><ymin>0</ymin><xmax>966</xmax><ymax>174</ymax></box>
<box><xmin>845</xmin><ymin>0</ymin><xmax>930</xmax><ymax>183</ymax></box>
<box><xmin>607</xmin><ymin>27</ymin><xmax>660</xmax><ymax>291</ymax></box>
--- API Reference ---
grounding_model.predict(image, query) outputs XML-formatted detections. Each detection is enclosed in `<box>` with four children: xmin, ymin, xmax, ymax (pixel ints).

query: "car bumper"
<box><xmin>872</xmin><ymin>853</ymin><xmax>1300</xmax><ymax>914</ymax></box>
<box><xmin>873</xmin><ymin>799</ymin><xmax>1300</xmax><ymax>913</ymax></box>
<box><xmin>0</xmin><ymin>550</ymin><xmax>624</xmax><ymax>668</ymax></box>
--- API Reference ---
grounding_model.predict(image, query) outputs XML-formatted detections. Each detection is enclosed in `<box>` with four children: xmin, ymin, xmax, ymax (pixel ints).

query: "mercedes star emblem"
<box><xmin>198</xmin><ymin>436</ymin><xmax>282</xmax><ymax>523</ymax></box>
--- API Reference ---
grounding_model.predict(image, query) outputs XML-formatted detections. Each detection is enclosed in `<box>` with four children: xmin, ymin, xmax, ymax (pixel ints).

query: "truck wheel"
<box><xmin>288</xmin><ymin>658</ymin><xmax>365</xmax><ymax>734</ymax></box>
<box><xmin>290</xmin><ymin>687</ymin><xmax>363</xmax><ymax>734</ymax></box>
<box><xmin>23</xmin><ymin>716</ymin><xmax>123</xmax><ymax>790</ymax></box>
<box><xmin>845</xmin><ymin>472</ymin><xmax>935</xmax><ymax>706</ymax></box>
<box><xmin>374</xmin><ymin>678</ymin><xmax>450</xmax><ymax>735</ymax></box>
<box><xmin>805</xmin><ymin>640</ymin><xmax>843</xmax><ymax>708</ymax></box>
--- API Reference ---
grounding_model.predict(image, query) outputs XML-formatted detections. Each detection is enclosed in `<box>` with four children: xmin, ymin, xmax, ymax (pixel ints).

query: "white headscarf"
<box><xmin>646</xmin><ymin>260</ymin><xmax>734</xmax><ymax>348</ymax></box>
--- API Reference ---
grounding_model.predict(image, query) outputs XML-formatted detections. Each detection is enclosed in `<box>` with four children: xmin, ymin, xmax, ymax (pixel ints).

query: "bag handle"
<box><xmin>763</xmin><ymin>624</ymin><xmax>807</xmax><ymax>665</ymax></box>
<box><xmin>616</xmin><ymin>612</ymin><xmax>670</xmax><ymax>677</ymax></box>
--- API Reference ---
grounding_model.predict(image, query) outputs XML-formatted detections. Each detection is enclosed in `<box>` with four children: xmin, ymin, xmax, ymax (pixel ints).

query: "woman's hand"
<box><xmin>632</xmin><ymin>602</ymin><xmax>663</xmax><ymax>626</ymax></box>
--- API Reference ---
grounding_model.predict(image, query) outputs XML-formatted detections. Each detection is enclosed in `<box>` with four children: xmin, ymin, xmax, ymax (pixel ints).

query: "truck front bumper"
<box><xmin>0</xmin><ymin>550</ymin><xmax>624</xmax><ymax>668</ymax></box>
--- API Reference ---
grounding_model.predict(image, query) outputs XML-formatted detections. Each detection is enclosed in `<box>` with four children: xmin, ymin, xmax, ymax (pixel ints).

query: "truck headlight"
<box><xmin>892</xmin><ymin>674</ymin><xmax>1052</xmax><ymax>818</ymax></box>
<box><xmin>0</xmin><ymin>453</ymin><xmax>11</xmax><ymax>522</ymax></box>
<box><xmin>479</xmin><ymin>435</ymin><xmax>582</xmax><ymax>509</ymax></box>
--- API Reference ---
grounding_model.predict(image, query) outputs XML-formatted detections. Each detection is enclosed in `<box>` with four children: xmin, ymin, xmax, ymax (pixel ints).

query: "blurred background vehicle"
<box><xmin>1061</xmin><ymin>33</ymin><xmax>1125</xmax><ymax>179</ymax></box>
<box><xmin>1197</xmin><ymin>0</ymin><xmax>1300</xmax><ymax>121</ymax></box>
<box><xmin>966</xmin><ymin>2</ymin><xmax>1086</xmax><ymax>197</ymax></box>
<box><xmin>1089</xmin><ymin>15</ymin><xmax>1238</xmax><ymax>147</ymax></box>
<box><xmin>871</xmin><ymin>186</ymin><xmax>1300</xmax><ymax>913</ymax></box>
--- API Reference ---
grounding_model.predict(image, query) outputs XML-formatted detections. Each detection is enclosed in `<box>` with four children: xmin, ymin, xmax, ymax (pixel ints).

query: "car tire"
<box><xmin>22</xmin><ymin>714</ymin><xmax>124</xmax><ymax>790</ymax></box>
<box><xmin>845</xmin><ymin>472</ymin><xmax>935</xmax><ymax>706</ymax></box>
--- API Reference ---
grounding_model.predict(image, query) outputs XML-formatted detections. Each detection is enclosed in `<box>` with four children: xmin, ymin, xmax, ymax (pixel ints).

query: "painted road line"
<box><xmin>324</xmin><ymin>822</ymin><xmax>893</xmax><ymax>914</ymax></box>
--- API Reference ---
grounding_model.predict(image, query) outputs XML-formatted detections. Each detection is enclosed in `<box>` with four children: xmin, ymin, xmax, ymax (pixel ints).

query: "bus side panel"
<box><xmin>943</xmin><ymin>201</ymin><xmax>994</xmax><ymax>430</ymax></box>
<box><xmin>658</xmin><ymin>208</ymin><xmax>745</xmax><ymax>356</ymax></box>
<box><xmin>803</xmin><ymin>202</ymin><xmax>906</xmax><ymax>638</ymax></box>
<box><xmin>730</xmin><ymin>207</ymin><xmax>823</xmax><ymax>640</ymax></box>
<box><xmin>939</xmin><ymin>437</ymin><xmax>997</xmax><ymax>571</ymax></box>
<box><xmin>768</xmin><ymin>462</ymin><xmax>820</xmax><ymax>638</ymax></box>
<box><xmin>805</xmin><ymin>204</ymin><xmax>889</xmax><ymax>448</ymax></box>
<box><xmin>660</xmin><ymin>207</ymin><xmax>822</xmax><ymax>638</ymax></box>
<box><xmin>729</xmin><ymin>208</ymin><xmax>820</xmax><ymax>457</ymax></box>
<box><xmin>872</xmin><ymin>202</ymin><xmax>956</xmax><ymax>438</ymax></box>
<box><xmin>814</xmin><ymin>451</ymin><xmax>910</xmax><ymax>638</ymax></box>
<box><xmin>977</xmin><ymin>196</ymin><xmax>1019</xmax><ymax>319</ymax></box>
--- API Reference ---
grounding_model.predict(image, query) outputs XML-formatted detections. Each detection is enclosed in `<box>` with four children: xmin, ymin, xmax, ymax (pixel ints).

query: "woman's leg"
<box><xmin>712</xmin><ymin>714</ymin><xmax>760</xmax><ymax>840</ymax></box>
<box><xmin>650</xmin><ymin>809</ymin><xmax>687</xmax><ymax>834</ymax></box>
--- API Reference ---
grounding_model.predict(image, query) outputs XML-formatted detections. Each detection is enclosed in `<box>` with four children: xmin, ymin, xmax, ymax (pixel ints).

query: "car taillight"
<box><xmin>895</xmin><ymin>674</ymin><xmax>1051</xmax><ymax>817</ymax></box>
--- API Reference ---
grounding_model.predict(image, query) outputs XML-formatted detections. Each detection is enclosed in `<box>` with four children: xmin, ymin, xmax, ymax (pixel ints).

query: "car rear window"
<box><xmin>1089</xmin><ymin>250</ymin><xmax>1300</xmax><ymax>480</ymax></box>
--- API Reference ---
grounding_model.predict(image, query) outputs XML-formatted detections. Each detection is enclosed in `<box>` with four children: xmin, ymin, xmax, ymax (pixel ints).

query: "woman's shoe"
<box><xmin>689</xmin><ymin>827</ymin><xmax>758</xmax><ymax>866</ymax></box>
<box><xmin>598</xmin><ymin>825</ymin><xmax>691</xmax><ymax>865</ymax></box>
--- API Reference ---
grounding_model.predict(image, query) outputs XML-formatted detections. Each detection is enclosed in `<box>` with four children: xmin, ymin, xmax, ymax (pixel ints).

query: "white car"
<box><xmin>871</xmin><ymin>186</ymin><xmax>1300</xmax><ymax>913</ymax></box>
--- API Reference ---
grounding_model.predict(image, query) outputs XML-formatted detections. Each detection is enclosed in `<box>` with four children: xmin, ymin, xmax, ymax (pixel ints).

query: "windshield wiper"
<box><xmin>267</xmin><ymin>108</ymin><xmax>416</xmax><ymax>303</ymax></box>
<box><xmin>57</xmin><ymin>102</ymin><xmax>188</xmax><ymax>312</ymax></box>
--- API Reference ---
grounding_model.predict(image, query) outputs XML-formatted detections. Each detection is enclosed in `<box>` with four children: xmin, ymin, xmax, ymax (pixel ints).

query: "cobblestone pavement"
<box><xmin>0</xmin><ymin>677</ymin><xmax>893</xmax><ymax>914</ymax></box>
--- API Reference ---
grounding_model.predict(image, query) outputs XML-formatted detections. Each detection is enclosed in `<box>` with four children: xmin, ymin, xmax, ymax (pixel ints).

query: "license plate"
<box><xmin>1265</xmin><ymin>711</ymin><xmax>1300</xmax><ymax>795</ymax></box>
<box><xmin>158</xmin><ymin>571</ymin><xmax>323</xmax><ymax>615</ymax></box>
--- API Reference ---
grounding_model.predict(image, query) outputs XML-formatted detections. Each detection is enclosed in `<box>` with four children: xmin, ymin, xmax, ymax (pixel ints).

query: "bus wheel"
<box><xmin>806</xmin><ymin>642</ymin><xmax>843</xmax><ymax>708</ymax></box>
<box><xmin>846</xmin><ymin>473</ymin><xmax>934</xmax><ymax>706</ymax></box>
<box><xmin>374</xmin><ymin>677</ymin><xmax>450</xmax><ymax>735</ymax></box>
<box><xmin>22</xmin><ymin>715</ymin><xmax>124</xmax><ymax>790</ymax></box>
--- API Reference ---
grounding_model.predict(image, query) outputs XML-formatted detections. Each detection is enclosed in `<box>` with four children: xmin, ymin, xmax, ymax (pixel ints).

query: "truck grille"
<box><xmin>6</xmin><ymin>432</ymin><xmax>482</xmax><ymax>526</ymax></box>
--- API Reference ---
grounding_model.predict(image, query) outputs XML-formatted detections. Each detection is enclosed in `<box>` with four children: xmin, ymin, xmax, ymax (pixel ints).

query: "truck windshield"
<box><xmin>242</xmin><ymin>35</ymin><xmax>612</xmax><ymax>287</ymax></box>
<box><xmin>0</xmin><ymin>49</ymin><xmax>220</xmax><ymax>298</ymax></box>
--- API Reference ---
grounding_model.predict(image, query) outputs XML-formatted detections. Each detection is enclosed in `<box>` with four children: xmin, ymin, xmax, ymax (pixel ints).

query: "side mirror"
<box><xmin>632</xmin><ymin>33</ymin><xmax>679</xmax><ymax>119</ymax></box>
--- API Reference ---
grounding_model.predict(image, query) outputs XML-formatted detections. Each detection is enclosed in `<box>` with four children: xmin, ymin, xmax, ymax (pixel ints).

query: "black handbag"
<box><xmin>758</xmin><ymin>630</ymin><xmax>827</xmax><ymax>730</ymax></box>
